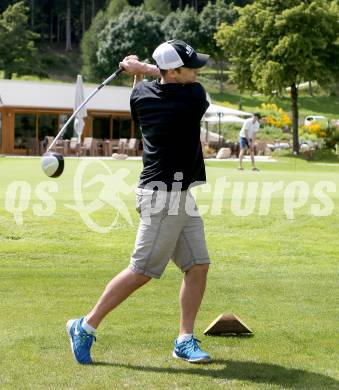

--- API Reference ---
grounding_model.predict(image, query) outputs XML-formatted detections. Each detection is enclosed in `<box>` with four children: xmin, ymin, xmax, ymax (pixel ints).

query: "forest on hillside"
<box><xmin>0</xmin><ymin>0</ymin><xmax>253</xmax><ymax>48</ymax></box>
<box><xmin>0</xmin><ymin>0</ymin><xmax>254</xmax><ymax>80</ymax></box>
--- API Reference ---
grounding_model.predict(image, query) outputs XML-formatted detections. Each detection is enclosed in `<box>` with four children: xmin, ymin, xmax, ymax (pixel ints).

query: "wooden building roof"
<box><xmin>0</xmin><ymin>79</ymin><xmax>132</xmax><ymax>112</ymax></box>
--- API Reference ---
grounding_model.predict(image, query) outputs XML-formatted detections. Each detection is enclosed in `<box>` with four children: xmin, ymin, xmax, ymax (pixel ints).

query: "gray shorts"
<box><xmin>130</xmin><ymin>188</ymin><xmax>211</xmax><ymax>279</ymax></box>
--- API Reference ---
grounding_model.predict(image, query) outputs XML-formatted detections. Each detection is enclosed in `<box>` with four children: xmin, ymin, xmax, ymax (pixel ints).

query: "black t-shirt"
<box><xmin>130</xmin><ymin>80</ymin><xmax>209</xmax><ymax>191</ymax></box>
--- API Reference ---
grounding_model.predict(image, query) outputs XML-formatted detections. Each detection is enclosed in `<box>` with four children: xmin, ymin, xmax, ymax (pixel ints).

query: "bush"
<box><xmin>161</xmin><ymin>6</ymin><xmax>201</xmax><ymax>48</ymax></box>
<box><xmin>299</xmin><ymin>132</ymin><xmax>319</xmax><ymax>143</ymax></box>
<box><xmin>300</xmin><ymin>121</ymin><xmax>329</xmax><ymax>139</ymax></box>
<box><xmin>256</xmin><ymin>125</ymin><xmax>290</xmax><ymax>141</ymax></box>
<box><xmin>97</xmin><ymin>6</ymin><xmax>164</xmax><ymax>77</ymax></box>
<box><xmin>260</xmin><ymin>103</ymin><xmax>292</xmax><ymax>129</ymax></box>
<box><xmin>324</xmin><ymin>126</ymin><xmax>339</xmax><ymax>149</ymax></box>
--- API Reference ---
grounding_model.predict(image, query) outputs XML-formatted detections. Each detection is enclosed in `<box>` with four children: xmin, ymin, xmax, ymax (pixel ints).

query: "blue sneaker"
<box><xmin>173</xmin><ymin>337</ymin><xmax>211</xmax><ymax>363</ymax></box>
<box><xmin>66</xmin><ymin>317</ymin><xmax>96</xmax><ymax>364</ymax></box>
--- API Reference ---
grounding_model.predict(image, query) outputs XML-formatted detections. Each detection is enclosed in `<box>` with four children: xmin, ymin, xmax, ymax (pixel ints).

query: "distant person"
<box><xmin>238</xmin><ymin>112</ymin><xmax>261</xmax><ymax>171</ymax></box>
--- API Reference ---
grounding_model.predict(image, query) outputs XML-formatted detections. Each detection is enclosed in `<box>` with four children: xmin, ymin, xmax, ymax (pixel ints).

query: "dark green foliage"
<box><xmin>107</xmin><ymin>0</ymin><xmax>129</xmax><ymax>17</ymax></box>
<box><xmin>81</xmin><ymin>10</ymin><xmax>109</xmax><ymax>81</ymax></box>
<box><xmin>161</xmin><ymin>6</ymin><xmax>201</xmax><ymax>48</ymax></box>
<box><xmin>199</xmin><ymin>0</ymin><xmax>237</xmax><ymax>56</ymax></box>
<box><xmin>324</xmin><ymin>126</ymin><xmax>339</xmax><ymax>150</ymax></box>
<box><xmin>144</xmin><ymin>0</ymin><xmax>171</xmax><ymax>15</ymax></box>
<box><xmin>0</xmin><ymin>1</ymin><xmax>39</xmax><ymax>79</ymax></box>
<box><xmin>82</xmin><ymin>1</ymin><xmax>131</xmax><ymax>81</ymax></box>
<box><xmin>199</xmin><ymin>0</ymin><xmax>238</xmax><ymax>91</ymax></box>
<box><xmin>96</xmin><ymin>6</ymin><xmax>164</xmax><ymax>77</ymax></box>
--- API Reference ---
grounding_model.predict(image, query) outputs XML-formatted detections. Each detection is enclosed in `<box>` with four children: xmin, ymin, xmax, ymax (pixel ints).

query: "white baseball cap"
<box><xmin>152</xmin><ymin>40</ymin><xmax>209</xmax><ymax>70</ymax></box>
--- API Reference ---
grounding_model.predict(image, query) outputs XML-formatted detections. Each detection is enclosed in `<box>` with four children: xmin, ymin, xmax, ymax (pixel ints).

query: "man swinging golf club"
<box><xmin>66</xmin><ymin>40</ymin><xmax>212</xmax><ymax>364</ymax></box>
<box><xmin>238</xmin><ymin>112</ymin><xmax>262</xmax><ymax>171</ymax></box>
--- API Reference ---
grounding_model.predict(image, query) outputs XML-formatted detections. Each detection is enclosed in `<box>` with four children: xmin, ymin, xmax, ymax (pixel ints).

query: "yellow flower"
<box><xmin>259</xmin><ymin>103</ymin><xmax>291</xmax><ymax>129</ymax></box>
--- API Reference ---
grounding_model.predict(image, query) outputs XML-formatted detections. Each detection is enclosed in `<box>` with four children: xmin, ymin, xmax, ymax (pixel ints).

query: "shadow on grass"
<box><xmin>92</xmin><ymin>359</ymin><xmax>338</xmax><ymax>388</ymax></box>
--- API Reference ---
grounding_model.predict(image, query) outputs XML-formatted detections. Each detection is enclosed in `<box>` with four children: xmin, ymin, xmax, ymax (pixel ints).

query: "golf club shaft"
<box><xmin>47</xmin><ymin>67</ymin><xmax>123</xmax><ymax>152</ymax></box>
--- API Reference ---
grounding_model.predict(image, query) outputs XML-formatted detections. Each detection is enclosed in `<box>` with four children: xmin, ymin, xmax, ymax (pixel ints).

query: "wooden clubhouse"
<box><xmin>0</xmin><ymin>79</ymin><xmax>136</xmax><ymax>156</ymax></box>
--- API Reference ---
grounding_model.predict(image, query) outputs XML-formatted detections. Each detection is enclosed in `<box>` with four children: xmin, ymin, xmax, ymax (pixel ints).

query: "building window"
<box><xmin>93</xmin><ymin>116</ymin><xmax>110</xmax><ymax>139</ymax></box>
<box><xmin>59</xmin><ymin>114</ymin><xmax>74</xmax><ymax>139</ymax></box>
<box><xmin>113</xmin><ymin>117</ymin><xmax>132</xmax><ymax>139</ymax></box>
<box><xmin>14</xmin><ymin>114</ymin><xmax>36</xmax><ymax>149</ymax></box>
<box><xmin>38</xmin><ymin>114</ymin><xmax>58</xmax><ymax>141</ymax></box>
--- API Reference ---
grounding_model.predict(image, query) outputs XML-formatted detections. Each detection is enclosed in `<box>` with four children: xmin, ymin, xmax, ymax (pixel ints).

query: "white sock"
<box><xmin>177</xmin><ymin>333</ymin><xmax>193</xmax><ymax>343</ymax></box>
<box><xmin>82</xmin><ymin>318</ymin><xmax>97</xmax><ymax>334</ymax></box>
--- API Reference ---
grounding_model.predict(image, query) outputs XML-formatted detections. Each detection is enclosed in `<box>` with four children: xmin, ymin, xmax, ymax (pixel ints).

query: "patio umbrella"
<box><xmin>203</xmin><ymin>114</ymin><xmax>245</xmax><ymax>147</ymax></box>
<box><xmin>205</xmin><ymin>103</ymin><xmax>252</xmax><ymax>117</ymax></box>
<box><xmin>73</xmin><ymin>75</ymin><xmax>87</xmax><ymax>144</ymax></box>
<box><xmin>204</xmin><ymin>115</ymin><xmax>245</xmax><ymax>124</ymax></box>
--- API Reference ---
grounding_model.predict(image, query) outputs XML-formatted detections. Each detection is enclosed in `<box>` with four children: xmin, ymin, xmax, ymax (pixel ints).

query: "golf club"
<box><xmin>41</xmin><ymin>67</ymin><xmax>124</xmax><ymax>178</ymax></box>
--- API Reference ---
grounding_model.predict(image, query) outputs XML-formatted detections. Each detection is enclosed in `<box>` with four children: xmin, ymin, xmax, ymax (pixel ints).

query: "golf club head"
<box><xmin>41</xmin><ymin>151</ymin><xmax>64</xmax><ymax>178</ymax></box>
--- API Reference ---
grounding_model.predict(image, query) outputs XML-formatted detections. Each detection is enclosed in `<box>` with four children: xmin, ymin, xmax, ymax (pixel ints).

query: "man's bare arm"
<box><xmin>119</xmin><ymin>56</ymin><xmax>160</xmax><ymax>77</ymax></box>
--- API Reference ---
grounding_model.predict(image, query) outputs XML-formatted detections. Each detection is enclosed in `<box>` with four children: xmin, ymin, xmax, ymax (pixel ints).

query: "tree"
<box><xmin>107</xmin><ymin>0</ymin><xmax>129</xmax><ymax>18</ymax></box>
<box><xmin>161</xmin><ymin>6</ymin><xmax>201</xmax><ymax>48</ymax></box>
<box><xmin>96</xmin><ymin>6</ymin><xmax>164</xmax><ymax>78</ymax></box>
<box><xmin>65</xmin><ymin>0</ymin><xmax>72</xmax><ymax>50</ymax></box>
<box><xmin>0</xmin><ymin>1</ymin><xmax>39</xmax><ymax>79</ymax></box>
<box><xmin>215</xmin><ymin>0</ymin><xmax>339</xmax><ymax>153</ymax></box>
<box><xmin>200</xmin><ymin>0</ymin><xmax>237</xmax><ymax>54</ymax></box>
<box><xmin>232</xmin><ymin>0</ymin><xmax>253</xmax><ymax>6</ymax></box>
<box><xmin>81</xmin><ymin>0</ymin><xmax>130</xmax><ymax>81</ymax></box>
<box><xmin>81</xmin><ymin>9</ymin><xmax>108</xmax><ymax>81</ymax></box>
<box><xmin>144</xmin><ymin>0</ymin><xmax>171</xmax><ymax>15</ymax></box>
<box><xmin>199</xmin><ymin>0</ymin><xmax>238</xmax><ymax>91</ymax></box>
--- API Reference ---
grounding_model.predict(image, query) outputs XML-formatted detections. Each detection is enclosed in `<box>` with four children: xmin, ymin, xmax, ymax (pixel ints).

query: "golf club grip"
<box><xmin>47</xmin><ymin>68</ymin><xmax>123</xmax><ymax>152</ymax></box>
<box><xmin>99</xmin><ymin>67</ymin><xmax>124</xmax><ymax>89</ymax></box>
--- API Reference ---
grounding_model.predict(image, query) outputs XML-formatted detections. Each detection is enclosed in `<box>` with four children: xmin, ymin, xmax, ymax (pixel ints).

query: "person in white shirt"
<box><xmin>238</xmin><ymin>112</ymin><xmax>261</xmax><ymax>171</ymax></box>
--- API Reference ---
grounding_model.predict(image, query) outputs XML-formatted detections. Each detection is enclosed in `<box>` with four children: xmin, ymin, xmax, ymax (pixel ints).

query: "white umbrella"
<box><xmin>202</xmin><ymin>113</ymin><xmax>244</xmax><ymax>146</ymax></box>
<box><xmin>204</xmin><ymin>114</ymin><xmax>245</xmax><ymax>124</ymax></box>
<box><xmin>205</xmin><ymin>103</ymin><xmax>252</xmax><ymax>117</ymax></box>
<box><xmin>73</xmin><ymin>75</ymin><xmax>87</xmax><ymax>144</ymax></box>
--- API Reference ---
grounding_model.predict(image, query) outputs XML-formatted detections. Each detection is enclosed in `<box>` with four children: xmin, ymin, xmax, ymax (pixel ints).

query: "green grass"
<box><xmin>0</xmin><ymin>157</ymin><xmax>338</xmax><ymax>389</ymax></box>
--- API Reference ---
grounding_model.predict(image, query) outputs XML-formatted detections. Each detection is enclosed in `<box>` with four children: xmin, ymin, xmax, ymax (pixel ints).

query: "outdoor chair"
<box><xmin>94</xmin><ymin>139</ymin><xmax>104</xmax><ymax>156</ymax></box>
<box><xmin>81</xmin><ymin>137</ymin><xmax>94</xmax><ymax>156</ymax></box>
<box><xmin>110</xmin><ymin>139</ymin><xmax>120</xmax><ymax>155</ymax></box>
<box><xmin>26</xmin><ymin>137</ymin><xmax>39</xmax><ymax>155</ymax></box>
<box><xmin>120</xmin><ymin>138</ymin><xmax>128</xmax><ymax>154</ymax></box>
<box><xmin>68</xmin><ymin>137</ymin><xmax>81</xmax><ymax>156</ymax></box>
<box><xmin>40</xmin><ymin>136</ymin><xmax>54</xmax><ymax>154</ymax></box>
<box><xmin>126</xmin><ymin>138</ymin><xmax>140</xmax><ymax>156</ymax></box>
<box><xmin>55</xmin><ymin>139</ymin><xmax>69</xmax><ymax>156</ymax></box>
<box><xmin>112</xmin><ymin>138</ymin><xmax>128</xmax><ymax>154</ymax></box>
<box><xmin>103</xmin><ymin>139</ymin><xmax>124</xmax><ymax>156</ymax></box>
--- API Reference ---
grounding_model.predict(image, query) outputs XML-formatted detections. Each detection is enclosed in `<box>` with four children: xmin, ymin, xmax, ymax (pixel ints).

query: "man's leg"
<box><xmin>67</xmin><ymin>268</ymin><xmax>150</xmax><ymax>364</ymax></box>
<box><xmin>239</xmin><ymin>147</ymin><xmax>245</xmax><ymax>169</ymax></box>
<box><xmin>250</xmin><ymin>147</ymin><xmax>259</xmax><ymax>170</ymax></box>
<box><xmin>86</xmin><ymin>268</ymin><xmax>151</xmax><ymax>329</ymax></box>
<box><xmin>250</xmin><ymin>148</ymin><xmax>255</xmax><ymax>167</ymax></box>
<box><xmin>179</xmin><ymin>264</ymin><xmax>209</xmax><ymax>334</ymax></box>
<box><xmin>172</xmin><ymin>263</ymin><xmax>210</xmax><ymax>363</ymax></box>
